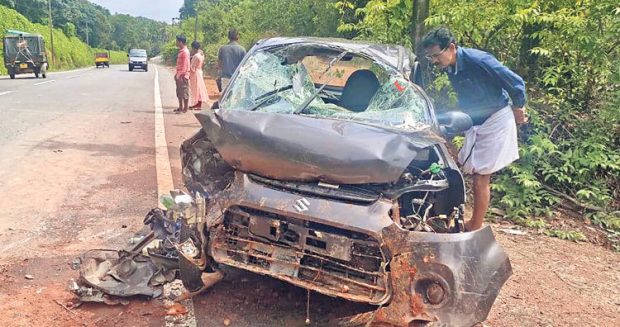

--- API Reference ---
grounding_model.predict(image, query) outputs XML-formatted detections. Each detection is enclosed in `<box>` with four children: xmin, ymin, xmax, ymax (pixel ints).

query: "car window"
<box><xmin>301</xmin><ymin>56</ymin><xmax>380</xmax><ymax>87</ymax></box>
<box><xmin>129</xmin><ymin>50</ymin><xmax>147</xmax><ymax>57</ymax></box>
<box><xmin>4</xmin><ymin>37</ymin><xmax>41</xmax><ymax>56</ymax></box>
<box><xmin>220</xmin><ymin>48</ymin><xmax>431</xmax><ymax>130</ymax></box>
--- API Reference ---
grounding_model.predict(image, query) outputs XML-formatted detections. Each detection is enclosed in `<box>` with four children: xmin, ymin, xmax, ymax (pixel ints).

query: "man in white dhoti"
<box><xmin>421</xmin><ymin>27</ymin><xmax>528</xmax><ymax>231</ymax></box>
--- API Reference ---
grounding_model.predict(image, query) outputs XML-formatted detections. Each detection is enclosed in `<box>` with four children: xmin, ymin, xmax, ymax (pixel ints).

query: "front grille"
<box><xmin>210</xmin><ymin>206</ymin><xmax>389</xmax><ymax>303</ymax></box>
<box><xmin>248</xmin><ymin>174</ymin><xmax>380</xmax><ymax>204</ymax></box>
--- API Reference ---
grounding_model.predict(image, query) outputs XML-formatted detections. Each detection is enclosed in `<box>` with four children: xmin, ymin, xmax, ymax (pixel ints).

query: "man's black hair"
<box><xmin>421</xmin><ymin>27</ymin><xmax>456</xmax><ymax>49</ymax></box>
<box><xmin>191</xmin><ymin>41</ymin><xmax>200</xmax><ymax>49</ymax></box>
<box><xmin>176</xmin><ymin>34</ymin><xmax>187</xmax><ymax>44</ymax></box>
<box><xmin>228</xmin><ymin>29</ymin><xmax>239</xmax><ymax>41</ymax></box>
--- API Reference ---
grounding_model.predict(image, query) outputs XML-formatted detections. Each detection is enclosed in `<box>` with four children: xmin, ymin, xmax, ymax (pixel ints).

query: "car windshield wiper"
<box><xmin>249</xmin><ymin>84</ymin><xmax>293</xmax><ymax>111</ymax></box>
<box><xmin>294</xmin><ymin>51</ymin><xmax>348</xmax><ymax>115</ymax></box>
<box><xmin>254</xmin><ymin>84</ymin><xmax>293</xmax><ymax>101</ymax></box>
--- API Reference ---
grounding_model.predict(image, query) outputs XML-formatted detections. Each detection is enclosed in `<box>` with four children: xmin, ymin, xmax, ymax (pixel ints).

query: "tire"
<box><xmin>179</xmin><ymin>222</ymin><xmax>205</xmax><ymax>292</ymax></box>
<box><xmin>144</xmin><ymin>65</ymin><xmax>148</xmax><ymax>72</ymax></box>
<box><xmin>129</xmin><ymin>65</ymin><xmax>133</xmax><ymax>72</ymax></box>
<box><xmin>9</xmin><ymin>73</ymin><xmax>15</xmax><ymax>79</ymax></box>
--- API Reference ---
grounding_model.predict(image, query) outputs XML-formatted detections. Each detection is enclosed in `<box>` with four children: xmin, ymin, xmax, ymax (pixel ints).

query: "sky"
<box><xmin>88</xmin><ymin>0</ymin><xmax>184</xmax><ymax>23</ymax></box>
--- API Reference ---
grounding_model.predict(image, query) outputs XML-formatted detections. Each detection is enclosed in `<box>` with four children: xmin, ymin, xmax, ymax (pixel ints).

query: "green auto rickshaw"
<box><xmin>3</xmin><ymin>30</ymin><xmax>48</xmax><ymax>79</ymax></box>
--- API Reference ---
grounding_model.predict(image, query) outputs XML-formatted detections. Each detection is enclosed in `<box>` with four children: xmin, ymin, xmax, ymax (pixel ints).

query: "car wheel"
<box><xmin>144</xmin><ymin>66</ymin><xmax>148</xmax><ymax>72</ymax></box>
<box><xmin>9</xmin><ymin>73</ymin><xmax>15</xmax><ymax>79</ymax></box>
<box><xmin>179</xmin><ymin>222</ymin><xmax>205</xmax><ymax>292</ymax></box>
<box><xmin>129</xmin><ymin>65</ymin><xmax>133</xmax><ymax>72</ymax></box>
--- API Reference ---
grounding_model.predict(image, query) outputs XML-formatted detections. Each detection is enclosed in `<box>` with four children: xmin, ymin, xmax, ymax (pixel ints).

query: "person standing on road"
<box><xmin>421</xmin><ymin>27</ymin><xmax>528</xmax><ymax>231</ymax></box>
<box><xmin>175</xmin><ymin>35</ymin><xmax>191</xmax><ymax>113</ymax></box>
<box><xmin>217</xmin><ymin>29</ymin><xmax>246</xmax><ymax>91</ymax></box>
<box><xmin>189</xmin><ymin>41</ymin><xmax>210</xmax><ymax>110</ymax></box>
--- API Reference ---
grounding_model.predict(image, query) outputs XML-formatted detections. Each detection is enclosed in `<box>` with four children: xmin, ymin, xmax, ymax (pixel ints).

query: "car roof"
<box><xmin>253</xmin><ymin>37</ymin><xmax>417</xmax><ymax>76</ymax></box>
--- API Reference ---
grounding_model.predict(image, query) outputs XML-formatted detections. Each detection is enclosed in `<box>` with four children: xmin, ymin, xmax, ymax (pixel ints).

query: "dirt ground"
<box><xmin>0</xmin><ymin>71</ymin><xmax>618</xmax><ymax>327</ymax></box>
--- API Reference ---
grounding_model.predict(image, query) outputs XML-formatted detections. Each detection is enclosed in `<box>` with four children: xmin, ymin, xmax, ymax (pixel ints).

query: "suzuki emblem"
<box><xmin>294</xmin><ymin>198</ymin><xmax>310</xmax><ymax>212</ymax></box>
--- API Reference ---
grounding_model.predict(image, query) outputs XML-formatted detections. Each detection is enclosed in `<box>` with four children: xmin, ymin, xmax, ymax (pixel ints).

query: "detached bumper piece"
<box><xmin>70</xmin><ymin>207</ymin><xmax>183</xmax><ymax>305</ymax></box>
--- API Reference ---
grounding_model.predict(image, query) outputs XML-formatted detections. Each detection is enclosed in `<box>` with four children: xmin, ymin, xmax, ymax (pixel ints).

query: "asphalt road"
<box><xmin>0</xmin><ymin>64</ymin><xmax>185</xmax><ymax>326</ymax></box>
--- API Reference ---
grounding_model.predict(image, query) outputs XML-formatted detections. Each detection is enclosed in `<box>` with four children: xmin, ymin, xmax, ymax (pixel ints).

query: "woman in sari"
<box><xmin>189</xmin><ymin>41</ymin><xmax>210</xmax><ymax>109</ymax></box>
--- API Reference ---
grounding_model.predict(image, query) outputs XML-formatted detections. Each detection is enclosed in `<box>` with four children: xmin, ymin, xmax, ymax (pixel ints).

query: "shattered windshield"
<box><xmin>219</xmin><ymin>45</ymin><xmax>430</xmax><ymax>130</ymax></box>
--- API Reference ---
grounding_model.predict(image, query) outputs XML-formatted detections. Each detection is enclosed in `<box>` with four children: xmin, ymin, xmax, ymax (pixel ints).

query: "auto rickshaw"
<box><xmin>3</xmin><ymin>30</ymin><xmax>48</xmax><ymax>79</ymax></box>
<box><xmin>95</xmin><ymin>52</ymin><xmax>110</xmax><ymax>68</ymax></box>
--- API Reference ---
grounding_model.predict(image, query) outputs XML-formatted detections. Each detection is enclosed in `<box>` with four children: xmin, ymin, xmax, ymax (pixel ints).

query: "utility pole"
<box><xmin>48</xmin><ymin>0</ymin><xmax>55</xmax><ymax>65</ymax></box>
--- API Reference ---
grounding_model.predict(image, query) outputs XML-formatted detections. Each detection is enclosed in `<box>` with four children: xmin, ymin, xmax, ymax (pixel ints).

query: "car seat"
<box><xmin>338</xmin><ymin>69</ymin><xmax>380</xmax><ymax>112</ymax></box>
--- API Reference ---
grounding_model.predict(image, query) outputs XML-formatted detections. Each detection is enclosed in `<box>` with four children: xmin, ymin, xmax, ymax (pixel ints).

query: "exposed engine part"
<box><xmin>400</xmin><ymin>205</ymin><xmax>465</xmax><ymax>233</ymax></box>
<box><xmin>181</xmin><ymin>129</ymin><xmax>234</xmax><ymax>197</ymax></box>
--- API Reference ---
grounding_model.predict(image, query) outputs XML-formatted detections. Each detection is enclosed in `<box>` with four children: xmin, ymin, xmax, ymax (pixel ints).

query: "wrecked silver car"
<box><xmin>72</xmin><ymin>37</ymin><xmax>511</xmax><ymax>326</ymax></box>
<box><xmin>176</xmin><ymin>37</ymin><xmax>511</xmax><ymax>326</ymax></box>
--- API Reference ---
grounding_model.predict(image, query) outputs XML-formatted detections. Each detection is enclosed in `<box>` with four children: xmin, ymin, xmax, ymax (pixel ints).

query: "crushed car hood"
<box><xmin>195</xmin><ymin>110</ymin><xmax>443</xmax><ymax>184</ymax></box>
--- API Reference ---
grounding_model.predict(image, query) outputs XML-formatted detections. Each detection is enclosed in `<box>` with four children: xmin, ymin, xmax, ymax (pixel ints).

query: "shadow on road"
<box><xmin>33</xmin><ymin>139</ymin><xmax>153</xmax><ymax>158</ymax></box>
<box><xmin>120</xmin><ymin>69</ymin><xmax>149</xmax><ymax>73</ymax></box>
<box><xmin>0</xmin><ymin>76</ymin><xmax>40</xmax><ymax>81</ymax></box>
<box><xmin>191</xmin><ymin>266</ymin><xmax>375</xmax><ymax>327</ymax></box>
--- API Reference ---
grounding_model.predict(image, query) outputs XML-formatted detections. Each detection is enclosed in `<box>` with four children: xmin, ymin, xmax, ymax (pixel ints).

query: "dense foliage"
<box><xmin>168</xmin><ymin>0</ymin><xmax>342</xmax><ymax>66</ymax></box>
<box><xmin>0</xmin><ymin>0</ymin><xmax>170</xmax><ymax>55</ymax></box>
<box><xmin>0</xmin><ymin>5</ymin><xmax>125</xmax><ymax>74</ymax></box>
<box><xmin>177</xmin><ymin>0</ymin><xmax>619</xmax><ymax>245</ymax></box>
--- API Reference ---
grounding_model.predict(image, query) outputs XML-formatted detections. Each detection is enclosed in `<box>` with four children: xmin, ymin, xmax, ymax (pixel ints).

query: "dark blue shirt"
<box><xmin>447</xmin><ymin>47</ymin><xmax>526</xmax><ymax>125</ymax></box>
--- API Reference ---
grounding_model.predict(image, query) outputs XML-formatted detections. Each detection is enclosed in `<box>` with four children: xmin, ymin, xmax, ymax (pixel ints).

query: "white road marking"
<box><xmin>34</xmin><ymin>80</ymin><xmax>55</xmax><ymax>86</ymax></box>
<box><xmin>0</xmin><ymin>91</ymin><xmax>13</xmax><ymax>96</ymax></box>
<box><xmin>154</xmin><ymin>66</ymin><xmax>198</xmax><ymax>327</ymax></box>
<box><xmin>154</xmin><ymin>67</ymin><xmax>174</xmax><ymax>197</ymax></box>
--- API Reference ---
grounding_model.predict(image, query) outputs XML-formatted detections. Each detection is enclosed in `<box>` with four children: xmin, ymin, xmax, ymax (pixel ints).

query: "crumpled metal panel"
<box><xmin>368</xmin><ymin>225</ymin><xmax>512</xmax><ymax>326</ymax></box>
<box><xmin>195</xmin><ymin>109</ymin><xmax>443</xmax><ymax>184</ymax></box>
<box><xmin>76</xmin><ymin>250</ymin><xmax>164</xmax><ymax>298</ymax></box>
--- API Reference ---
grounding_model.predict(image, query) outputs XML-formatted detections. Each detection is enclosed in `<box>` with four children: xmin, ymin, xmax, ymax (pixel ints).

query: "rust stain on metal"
<box><xmin>410</xmin><ymin>293</ymin><xmax>425</xmax><ymax>316</ymax></box>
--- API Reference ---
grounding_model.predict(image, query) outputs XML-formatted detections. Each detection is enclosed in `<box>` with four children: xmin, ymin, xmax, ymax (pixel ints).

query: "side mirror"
<box><xmin>437</xmin><ymin>111</ymin><xmax>473</xmax><ymax>137</ymax></box>
<box><xmin>211</xmin><ymin>101</ymin><xmax>219</xmax><ymax>110</ymax></box>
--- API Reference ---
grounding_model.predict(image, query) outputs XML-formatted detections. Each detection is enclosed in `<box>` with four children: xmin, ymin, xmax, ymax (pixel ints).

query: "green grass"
<box><xmin>544</xmin><ymin>229</ymin><xmax>587</xmax><ymax>242</ymax></box>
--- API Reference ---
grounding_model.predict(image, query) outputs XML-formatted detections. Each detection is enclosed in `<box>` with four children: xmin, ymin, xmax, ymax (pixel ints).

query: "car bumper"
<box><xmin>202</xmin><ymin>172</ymin><xmax>512</xmax><ymax>326</ymax></box>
